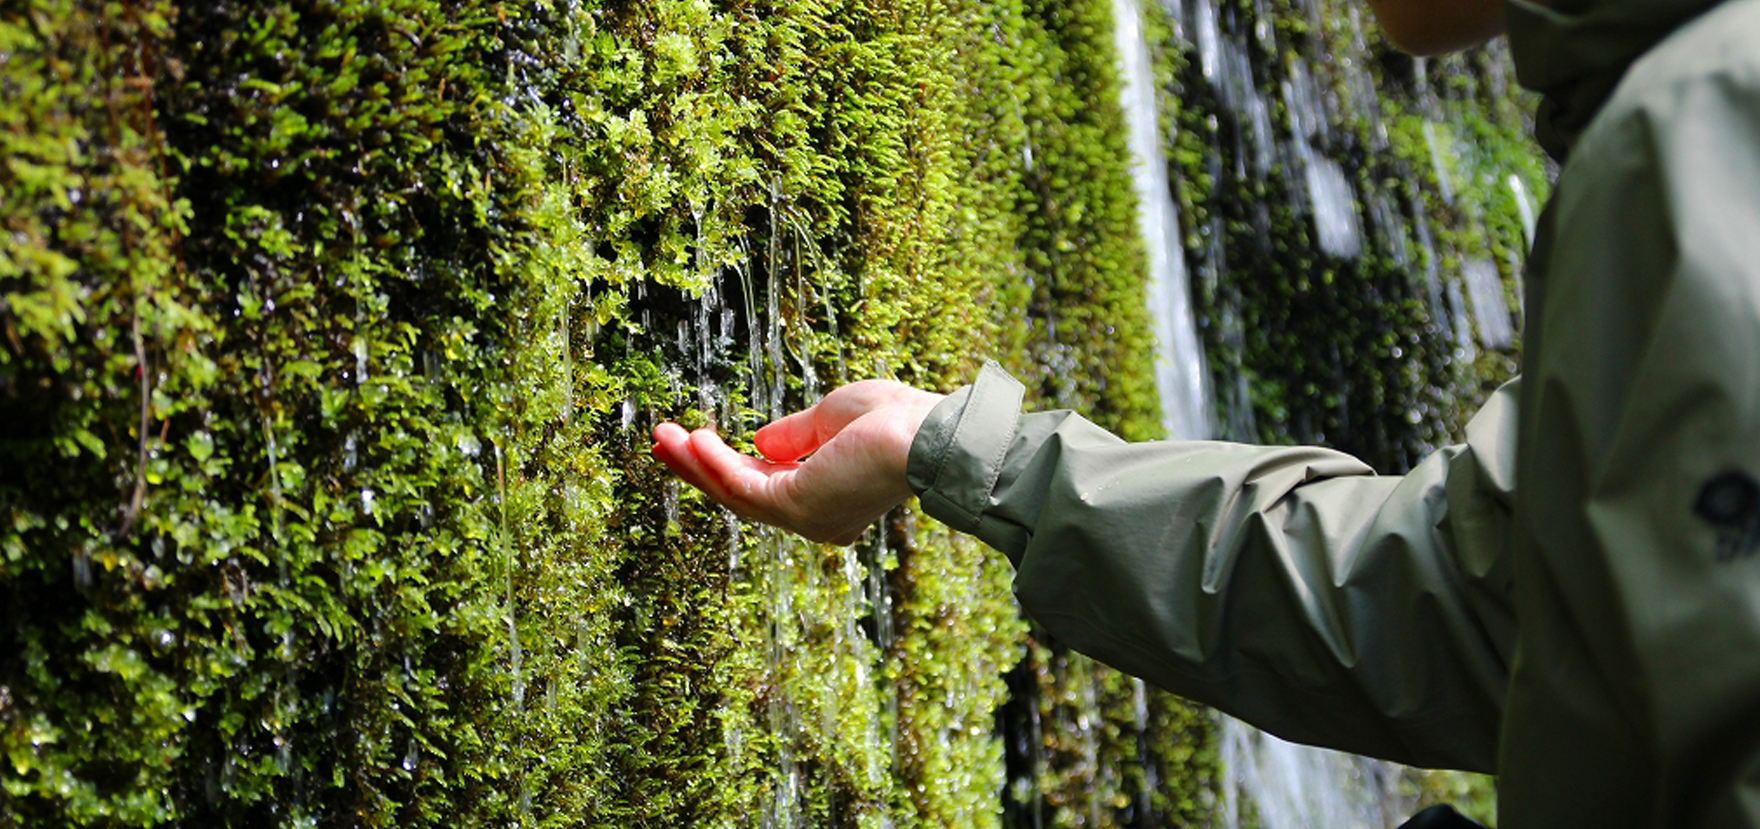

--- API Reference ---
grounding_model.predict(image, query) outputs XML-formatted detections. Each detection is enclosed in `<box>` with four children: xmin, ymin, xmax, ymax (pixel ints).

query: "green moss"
<box><xmin>2</xmin><ymin>0</ymin><xmax>1208</xmax><ymax>825</ymax></box>
<box><xmin>1006</xmin><ymin>0</ymin><xmax>1163</xmax><ymax>440</ymax></box>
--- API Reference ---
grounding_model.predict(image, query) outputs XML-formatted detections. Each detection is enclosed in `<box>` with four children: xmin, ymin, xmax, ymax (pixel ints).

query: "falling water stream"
<box><xmin>1114</xmin><ymin>0</ymin><xmax>1210</xmax><ymax>442</ymax></box>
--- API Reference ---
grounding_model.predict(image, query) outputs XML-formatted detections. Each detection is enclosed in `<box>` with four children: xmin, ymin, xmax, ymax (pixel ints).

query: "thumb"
<box><xmin>753</xmin><ymin>405</ymin><xmax>834</xmax><ymax>462</ymax></box>
<box><xmin>753</xmin><ymin>379</ymin><xmax>924</xmax><ymax>462</ymax></box>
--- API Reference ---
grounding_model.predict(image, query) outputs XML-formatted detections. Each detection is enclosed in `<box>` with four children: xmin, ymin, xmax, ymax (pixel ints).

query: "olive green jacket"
<box><xmin>906</xmin><ymin>0</ymin><xmax>1760</xmax><ymax>822</ymax></box>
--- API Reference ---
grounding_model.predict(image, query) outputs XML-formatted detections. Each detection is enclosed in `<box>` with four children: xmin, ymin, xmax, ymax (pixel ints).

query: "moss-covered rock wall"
<box><xmin>1151</xmin><ymin>0</ymin><xmax>1541</xmax><ymax>468</ymax></box>
<box><xmin>1</xmin><ymin>0</ymin><xmax>1203</xmax><ymax>825</ymax></box>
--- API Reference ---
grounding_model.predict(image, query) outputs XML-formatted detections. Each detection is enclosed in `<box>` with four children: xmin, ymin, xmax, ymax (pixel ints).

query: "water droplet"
<box><xmin>457</xmin><ymin>433</ymin><xmax>481</xmax><ymax>457</ymax></box>
<box><xmin>352</xmin><ymin>336</ymin><xmax>369</xmax><ymax>384</ymax></box>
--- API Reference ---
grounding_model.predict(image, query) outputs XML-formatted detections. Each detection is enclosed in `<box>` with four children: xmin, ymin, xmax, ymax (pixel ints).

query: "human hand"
<box><xmin>652</xmin><ymin>381</ymin><xmax>946</xmax><ymax>545</ymax></box>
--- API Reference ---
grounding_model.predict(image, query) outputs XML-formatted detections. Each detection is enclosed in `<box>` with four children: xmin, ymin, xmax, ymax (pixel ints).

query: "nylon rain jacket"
<box><xmin>905</xmin><ymin>0</ymin><xmax>1760</xmax><ymax>822</ymax></box>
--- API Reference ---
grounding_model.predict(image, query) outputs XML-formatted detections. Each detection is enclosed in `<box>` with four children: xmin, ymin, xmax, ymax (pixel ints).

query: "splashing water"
<box><xmin>1220</xmin><ymin>721</ymin><xmax>1413</xmax><ymax>828</ymax></box>
<box><xmin>1461</xmin><ymin>259</ymin><xmax>1516</xmax><ymax>349</ymax></box>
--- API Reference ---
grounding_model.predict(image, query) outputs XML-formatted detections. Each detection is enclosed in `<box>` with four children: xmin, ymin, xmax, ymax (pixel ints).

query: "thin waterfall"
<box><xmin>1113</xmin><ymin>0</ymin><xmax>1210</xmax><ymax>442</ymax></box>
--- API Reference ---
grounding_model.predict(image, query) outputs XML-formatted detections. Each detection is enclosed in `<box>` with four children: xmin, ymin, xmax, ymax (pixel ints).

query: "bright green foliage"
<box><xmin>1007</xmin><ymin>0</ymin><xmax>1163</xmax><ymax>441</ymax></box>
<box><xmin>1</xmin><ymin>0</ymin><xmax>1206</xmax><ymax>826</ymax></box>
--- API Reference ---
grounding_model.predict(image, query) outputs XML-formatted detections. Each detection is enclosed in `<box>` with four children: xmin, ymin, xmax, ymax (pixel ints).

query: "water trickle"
<box><xmin>1447</xmin><ymin>278</ymin><xmax>1479</xmax><ymax>362</ymax></box>
<box><xmin>262</xmin><ymin>410</ymin><xmax>285</xmax><ymax>544</ymax></box>
<box><xmin>352</xmin><ymin>335</ymin><xmax>369</xmax><ymax>384</ymax></box>
<box><xmin>456</xmin><ymin>432</ymin><xmax>482</xmax><ymax>458</ymax></box>
<box><xmin>866</xmin><ymin>534</ymin><xmax>897</xmax><ymax>656</ymax></box>
<box><xmin>495</xmin><ymin>443</ymin><xmax>525</xmax><ymax>711</ymax></box>
<box><xmin>696</xmin><ymin>278</ymin><xmax>720</xmax><ymax>418</ymax></box>
<box><xmin>1077</xmin><ymin>677</ymin><xmax>1104</xmax><ymax>828</ymax></box>
<box><xmin>1281</xmin><ymin>63</ymin><xmax>1364</xmax><ymax>258</ymax></box>
<box><xmin>1306</xmin><ymin>158</ymin><xmax>1364</xmax><ymax>258</ymax></box>
<box><xmin>1461</xmin><ymin>258</ymin><xmax>1515</xmax><ymax>349</ymax></box>
<box><xmin>560</xmin><ymin>303</ymin><xmax>574</xmax><ymax>423</ymax></box>
<box><xmin>1115</xmin><ymin>0</ymin><xmax>1211</xmax><ymax>439</ymax></box>
<box><xmin>725</xmin><ymin>507</ymin><xmax>744</xmax><ymax>573</ymax></box>
<box><xmin>1423</xmin><ymin>121</ymin><xmax>1456</xmax><ymax>205</ymax></box>
<box><xmin>758</xmin><ymin>524</ymin><xmax>803</xmax><ymax>829</ymax></box>
<box><xmin>1507</xmin><ymin>173</ymin><xmax>1537</xmax><ymax>245</ymax></box>
<box><xmin>274</xmin><ymin>628</ymin><xmax>299</xmax><ymax>782</ymax></box>
<box><xmin>662</xmin><ymin>479</ymin><xmax>679</xmax><ymax>531</ymax></box>
<box><xmin>71</xmin><ymin>542</ymin><xmax>93</xmax><ymax>592</ymax></box>
<box><xmin>1220</xmin><ymin>719</ymin><xmax>1410</xmax><ymax>829</ymax></box>
<box><xmin>619</xmin><ymin>398</ymin><xmax>636</xmax><ymax>434</ymax></box>
<box><xmin>1193</xmin><ymin>0</ymin><xmax>1220</xmax><ymax>83</ymax></box>
<box><xmin>1132</xmin><ymin>677</ymin><xmax>1160</xmax><ymax>814</ymax></box>
<box><xmin>1369</xmin><ymin>188</ymin><xmax>1409</xmax><ymax>268</ymax></box>
<box><xmin>763</xmin><ymin>199</ymin><xmax>787</xmax><ymax>422</ymax></box>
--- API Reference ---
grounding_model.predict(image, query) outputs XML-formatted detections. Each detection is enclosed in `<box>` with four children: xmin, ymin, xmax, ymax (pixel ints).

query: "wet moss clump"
<box><xmin>3</xmin><ymin>0</ymin><xmax>1211</xmax><ymax>826</ymax></box>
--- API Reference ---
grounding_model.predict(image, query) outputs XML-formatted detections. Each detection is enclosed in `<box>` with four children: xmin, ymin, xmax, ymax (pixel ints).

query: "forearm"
<box><xmin>909</xmin><ymin>364</ymin><xmax>1518</xmax><ymax>770</ymax></box>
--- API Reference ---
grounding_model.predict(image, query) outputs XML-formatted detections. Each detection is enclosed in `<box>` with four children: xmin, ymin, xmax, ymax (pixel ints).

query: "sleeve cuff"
<box><xmin>906</xmin><ymin>361</ymin><xmax>1025</xmax><ymax>533</ymax></box>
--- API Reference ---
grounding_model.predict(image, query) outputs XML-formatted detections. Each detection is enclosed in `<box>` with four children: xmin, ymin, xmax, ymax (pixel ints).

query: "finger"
<box><xmin>688</xmin><ymin>428</ymin><xmax>798</xmax><ymax>522</ymax></box>
<box><xmin>756</xmin><ymin>380</ymin><xmax>921</xmax><ymax>461</ymax></box>
<box><xmin>754</xmin><ymin>407</ymin><xmax>826</xmax><ymax>462</ymax></box>
<box><xmin>652</xmin><ymin>422</ymin><xmax>740</xmax><ymax>507</ymax></box>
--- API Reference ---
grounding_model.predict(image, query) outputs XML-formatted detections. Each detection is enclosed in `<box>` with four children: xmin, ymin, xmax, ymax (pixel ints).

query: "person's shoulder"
<box><xmin>1570</xmin><ymin>0</ymin><xmax>1760</xmax><ymax>172</ymax></box>
<box><xmin>1608</xmin><ymin>0</ymin><xmax>1760</xmax><ymax>116</ymax></box>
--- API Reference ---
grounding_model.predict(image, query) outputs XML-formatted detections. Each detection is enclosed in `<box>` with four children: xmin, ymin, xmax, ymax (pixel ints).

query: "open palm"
<box><xmin>652</xmin><ymin>380</ymin><xmax>945</xmax><ymax>545</ymax></box>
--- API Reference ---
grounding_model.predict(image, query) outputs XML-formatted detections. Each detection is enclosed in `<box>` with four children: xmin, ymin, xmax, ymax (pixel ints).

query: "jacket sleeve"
<box><xmin>906</xmin><ymin>362</ymin><xmax>1518</xmax><ymax>772</ymax></box>
<box><xmin>1492</xmin><ymin>13</ymin><xmax>1760</xmax><ymax>824</ymax></box>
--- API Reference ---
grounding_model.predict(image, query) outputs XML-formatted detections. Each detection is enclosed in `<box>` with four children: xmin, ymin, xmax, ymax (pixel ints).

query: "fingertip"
<box><xmin>688</xmin><ymin>428</ymin><xmax>757</xmax><ymax>483</ymax></box>
<box><xmin>652</xmin><ymin>423</ymin><xmax>687</xmax><ymax>463</ymax></box>
<box><xmin>653</xmin><ymin>429</ymin><xmax>739</xmax><ymax>506</ymax></box>
<box><xmin>754</xmin><ymin>410</ymin><xmax>815</xmax><ymax>461</ymax></box>
<box><xmin>653</xmin><ymin>421</ymin><xmax>686</xmax><ymax>442</ymax></box>
<box><xmin>687</xmin><ymin>426</ymin><xmax>729</xmax><ymax>456</ymax></box>
<box><xmin>752</xmin><ymin>422</ymin><xmax>786</xmax><ymax>461</ymax></box>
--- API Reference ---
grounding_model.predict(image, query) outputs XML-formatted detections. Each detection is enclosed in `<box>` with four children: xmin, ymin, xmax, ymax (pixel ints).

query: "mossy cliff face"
<box><xmin>0</xmin><ymin>0</ymin><xmax>1209</xmax><ymax>825</ymax></box>
<box><xmin>1149</xmin><ymin>0</ymin><xmax>1539</xmax><ymax>471</ymax></box>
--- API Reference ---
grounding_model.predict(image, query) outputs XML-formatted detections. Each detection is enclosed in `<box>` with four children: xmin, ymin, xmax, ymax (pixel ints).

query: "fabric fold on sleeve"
<box><xmin>907</xmin><ymin>361</ymin><xmax>1520</xmax><ymax>772</ymax></box>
